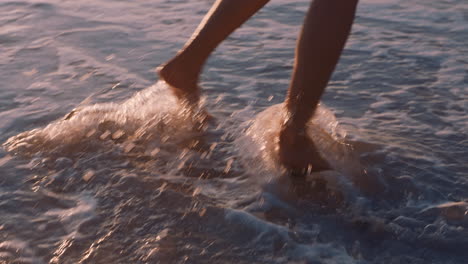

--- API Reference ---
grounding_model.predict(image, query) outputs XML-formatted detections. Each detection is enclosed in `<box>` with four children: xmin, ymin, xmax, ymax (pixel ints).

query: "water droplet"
<box><xmin>82</xmin><ymin>170</ymin><xmax>95</xmax><ymax>182</ymax></box>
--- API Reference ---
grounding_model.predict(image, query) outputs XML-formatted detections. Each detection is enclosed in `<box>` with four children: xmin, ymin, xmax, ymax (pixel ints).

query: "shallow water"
<box><xmin>1</xmin><ymin>0</ymin><xmax>467</xmax><ymax>263</ymax></box>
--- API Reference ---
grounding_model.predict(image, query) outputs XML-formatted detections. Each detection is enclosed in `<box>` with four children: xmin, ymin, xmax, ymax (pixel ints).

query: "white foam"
<box><xmin>44</xmin><ymin>193</ymin><xmax>97</xmax><ymax>235</ymax></box>
<box><xmin>0</xmin><ymin>239</ymin><xmax>37</xmax><ymax>264</ymax></box>
<box><xmin>225</xmin><ymin>208</ymin><xmax>290</xmax><ymax>242</ymax></box>
<box><xmin>224</xmin><ymin>208</ymin><xmax>357</xmax><ymax>263</ymax></box>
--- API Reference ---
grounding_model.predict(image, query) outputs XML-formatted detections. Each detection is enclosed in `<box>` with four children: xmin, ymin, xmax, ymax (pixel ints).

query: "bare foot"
<box><xmin>279</xmin><ymin>123</ymin><xmax>331</xmax><ymax>174</ymax></box>
<box><xmin>157</xmin><ymin>56</ymin><xmax>201</xmax><ymax>106</ymax></box>
<box><xmin>157</xmin><ymin>56</ymin><xmax>215</xmax><ymax>126</ymax></box>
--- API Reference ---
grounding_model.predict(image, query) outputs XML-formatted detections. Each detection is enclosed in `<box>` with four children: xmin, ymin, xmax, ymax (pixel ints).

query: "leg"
<box><xmin>158</xmin><ymin>0</ymin><xmax>270</xmax><ymax>105</ymax></box>
<box><xmin>279</xmin><ymin>0</ymin><xmax>359</xmax><ymax>172</ymax></box>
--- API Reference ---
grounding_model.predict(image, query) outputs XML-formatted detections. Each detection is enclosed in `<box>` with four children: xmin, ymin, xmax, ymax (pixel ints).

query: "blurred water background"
<box><xmin>0</xmin><ymin>0</ymin><xmax>467</xmax><ymax>263</ymax></box>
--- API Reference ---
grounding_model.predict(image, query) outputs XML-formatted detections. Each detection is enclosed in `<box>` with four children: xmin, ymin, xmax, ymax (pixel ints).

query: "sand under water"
<box><xmin>1</xmin><ymin>0</ymin><xmax>467</xmax><ymax>263</ymax></box>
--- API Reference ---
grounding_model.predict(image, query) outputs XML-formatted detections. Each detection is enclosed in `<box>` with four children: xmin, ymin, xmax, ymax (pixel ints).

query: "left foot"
<box><xmin>157</xmin><ymin>55</ymin><xmax>201</xmax><ymax>107</ymax></box>
<box><xmin>157</xmin><ymin>55</ymin><xmax>216</xmax><ymax>128</ymax></box>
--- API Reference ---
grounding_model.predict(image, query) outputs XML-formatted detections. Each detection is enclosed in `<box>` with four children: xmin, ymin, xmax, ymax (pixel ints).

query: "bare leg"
<box><xmin>158</xmin><ymin>0</ymin><xmax>270</xmax><ymax>105</ymax></box>
<box><xmin>279</xmin><ymin>0</ymin><xmax>359</xmax><ymax>172</ymax></box>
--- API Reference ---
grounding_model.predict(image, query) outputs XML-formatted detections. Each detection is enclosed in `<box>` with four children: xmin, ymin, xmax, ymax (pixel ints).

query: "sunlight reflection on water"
<box><xmin>0</xmin><ymin>0</ymin><xmax>467</xmax><ymax>263</ymax></box>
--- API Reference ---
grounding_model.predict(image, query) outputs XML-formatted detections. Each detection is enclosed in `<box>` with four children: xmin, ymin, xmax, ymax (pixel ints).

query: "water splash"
<box><xmin>236</xmin><ymin>104</ymin><xmax>358</xmax><ymax>176</ymax></box>
<box><xmin>4</xmin><ymin>81</ymin><xmax>205</xmax><ymax>160</ymax></box>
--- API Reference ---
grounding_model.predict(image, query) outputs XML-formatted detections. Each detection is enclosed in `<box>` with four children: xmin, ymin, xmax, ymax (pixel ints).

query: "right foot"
<box><xmin>278</xmin><ymin>122</ymin><xmax>331</xmax><ymax>174</ymax></box>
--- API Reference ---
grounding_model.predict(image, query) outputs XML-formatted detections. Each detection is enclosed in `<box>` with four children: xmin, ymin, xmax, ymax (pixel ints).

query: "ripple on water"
<box><xmin>1</xmin><ymin>0</ymin><xmax>468</xmax><ymax>263</ymax></box>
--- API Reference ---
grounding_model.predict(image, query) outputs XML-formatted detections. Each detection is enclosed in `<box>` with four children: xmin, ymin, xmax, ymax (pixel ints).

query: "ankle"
<box><xmin>159</xmin><ymin>56</ymin><xmax>194</xmax><ymax>79</ymax></box>
<box><xmin>282</xmin><ymin>114</ymin><xmax>307</xmax><ymax>135</ymax></box>
<box><xmin>158</xmin><ymin>56</ymin><xmax>200</xmax><ymax>90</ymax></box>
